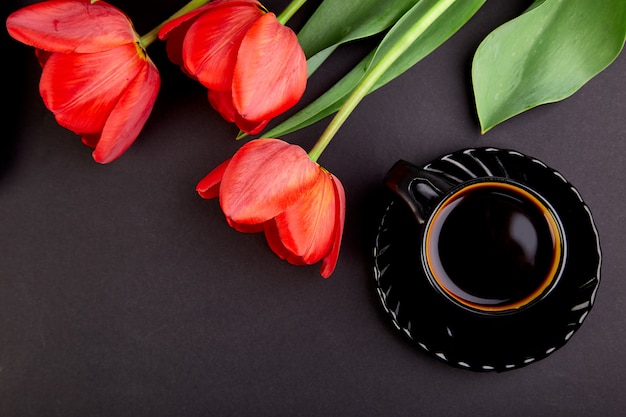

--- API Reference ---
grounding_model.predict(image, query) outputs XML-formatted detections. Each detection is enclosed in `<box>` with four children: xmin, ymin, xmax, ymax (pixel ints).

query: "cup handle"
<box><xmin>384</xmin><ymin>160</ymin><xmax>456</xmax><ymax>225</ymax></box>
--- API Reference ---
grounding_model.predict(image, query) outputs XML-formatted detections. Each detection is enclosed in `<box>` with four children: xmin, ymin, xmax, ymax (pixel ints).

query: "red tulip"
<box><xmin>6</xmin><ymin>0</ymin><xmax>160</xmax><ymax>163</ymax></box>
<box><xmin>196</xmin><ymin>139</ymin><xmax>345</xmax><ymax>278</ymax></box>
<box><xmin>159</xmin><ymin>0</ymin><xmax>307</xmax><ymax>135</ymax></box>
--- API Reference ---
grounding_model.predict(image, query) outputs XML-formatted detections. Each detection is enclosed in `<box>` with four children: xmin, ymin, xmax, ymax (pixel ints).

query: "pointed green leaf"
<box><xmin>368</xmin><ymin>0</ymin><xmax>485</xmax><ymax>88</ymax></box>
<box><xmin>297</xmin><ymin>0</ymin><xmax>418</xmax><ymax>59</ymax></box>
<box><xmin>472</xmin><ymin>0</ymin><xmax>626</xmax><ymax>133</ymax></box>
<box><xmin>265</xmin><ymin>0</ymin><xmax>485</xmax><ymax>139</ymax></box>
<box><xmin>305</xmin><ymin>45</ymin><xmax>337</xmax><ymax>77</ymax></box>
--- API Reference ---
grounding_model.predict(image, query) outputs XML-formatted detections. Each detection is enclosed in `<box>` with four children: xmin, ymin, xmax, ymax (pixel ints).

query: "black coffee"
<box><xmin>424</xmin><ymin>182</ymin><xmax>561</xmax><ymax>312</ymax></box>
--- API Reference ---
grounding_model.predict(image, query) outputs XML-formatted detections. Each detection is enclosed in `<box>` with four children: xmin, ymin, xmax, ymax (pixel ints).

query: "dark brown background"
<box><xmin>2</xmin><ymin>1</ymin><xmax>625</xmax><ymax>416</ymax></box>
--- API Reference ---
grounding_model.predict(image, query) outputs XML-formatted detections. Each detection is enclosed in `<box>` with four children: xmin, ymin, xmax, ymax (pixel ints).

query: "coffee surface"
<box><xmin>426</xmin><ymin>183</ymin><xmax>559</xmax><ymax>309</ymax></box>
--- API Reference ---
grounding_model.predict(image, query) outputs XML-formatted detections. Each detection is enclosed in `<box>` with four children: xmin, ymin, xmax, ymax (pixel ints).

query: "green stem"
<box><xmin>277</xmin><ymin>0</ymin><xmax>308</xmax><ymax>25</ymax></box>
<box><xmin>139</xmin><ymin>0</ymin><xmax>212</xmax><ymax>48</ymax></box>
<box><xmin>308</xmin><ymin>0</ymin><xmax>456</xmax><ymax>162</ymax></box>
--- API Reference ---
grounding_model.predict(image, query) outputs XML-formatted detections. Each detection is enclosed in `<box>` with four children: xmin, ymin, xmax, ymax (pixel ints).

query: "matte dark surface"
<box><xmin>2</xmin><ymin>1</ymin><xmax>625</xmax><ymax>416</ymax></box>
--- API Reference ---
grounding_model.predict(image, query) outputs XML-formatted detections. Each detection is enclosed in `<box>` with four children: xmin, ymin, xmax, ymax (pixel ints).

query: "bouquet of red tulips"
<box><xmin>7</xmin><ymin>0</ymin><xmax>625</xmax><ymax>277</ymax></box>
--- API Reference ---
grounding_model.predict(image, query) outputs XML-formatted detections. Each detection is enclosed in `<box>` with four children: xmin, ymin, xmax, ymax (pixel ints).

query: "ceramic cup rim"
<box><xmin>420</xmin><ymin>178</ymin><xmax>567</xmax><ymax>315</ymax></box>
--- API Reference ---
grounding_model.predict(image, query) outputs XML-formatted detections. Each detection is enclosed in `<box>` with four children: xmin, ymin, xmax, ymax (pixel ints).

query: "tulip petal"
<box><xmin>219</xmin><ymin>139</ymin><xmax>319</xmax><ymax>224</ymax></box>
<box><xmin>157</xmin><ymin>3</ymin><xmax>214</xmax><ymax>40</ymax></box>
<box><xmin>182</xmin><ymin>3</ymin><xmax>263</xmax><ymax>91</ymax></box>
<box><xmin>233</xmin><ymin>13</ymin><xmax>307</xmax><ymax>122</ymax></box>
<box><xmin>196</xmin><ymin>157</ymin><xmax>264</xmax><ymax>233</ymax></box>
<box><xmin>196</xmin><ymin>158</ymin><xmax>231</xmax><ymax>199</ymax></box>
<box><xmin>269</xmin><ymin>171</ymin><xmax>337</xmax><ymax>267</ymax></box>
<box><xmin>35</xmin><ymin>49</ymin><xmax>52</xmax><ymax>67</ymax></box>
<box><xmin>234</xmin><ymin>115</ymin><xmax>270</xmax><ymax>136</ymax></box>
<box><xmin>6</xmin><ymin>0</ymin><xmax>135</xmax><ymax>53</ymax></box>
<box><xmin>320</xmin><ymin>174</ymin><xmax>346</xmax><ymax>278</ymax></box>
<box><xmin>92</xmin><ymin>57</ymin><xmax>160</xmax><ymax>163</ymax></box>
<box><xmin>264</xmin><ymin>221</ymin><xmax>309</xmax><ymax>266</ymax></box>
<box><xmin>40</xmin><ymin>43</ymin><xmax>145</xmax><ymax>134</ymax></box>
<box><xmin>81</xmin><ymin>133</ymin><xmax>100</xmax><ymax>148</ymax></box>
<box><xmin>209</xmin><ymin>91</ymin><xmax>272</xmax><ymax>134</ymax></box>
<box><xmin>161</xmin><ymin>17</ymin><xmax>196</xmax><ymax>69</ymax></box>
<box><xmin>208</xmin><ymin>90</ymin><xmax>237</xmax><ymax>123</ymax></box>
<box><xmin>159</xmin><ymin>0</ymin><xmax>261</xmax><ymax>38</ymax></box>
<box><xmin>227</xmin><ymin>218</ymin><xmax>265</xmax><ymax>234</ymax></box>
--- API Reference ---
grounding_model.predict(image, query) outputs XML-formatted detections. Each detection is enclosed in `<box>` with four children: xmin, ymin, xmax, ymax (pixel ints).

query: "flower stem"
<box><xmin>139</xmin><ymin>0</ymin><xmax>212</xmax><ymax>48</ymax></box>
<box><xmin>307</xmin><ymin>0</ymin><xmax>456</xmax><ymax>163</ymax></box>
<box><xmin>277</xmin><ymin>0</ymin><xmax>308</xmax><ymax>25</ymax></box>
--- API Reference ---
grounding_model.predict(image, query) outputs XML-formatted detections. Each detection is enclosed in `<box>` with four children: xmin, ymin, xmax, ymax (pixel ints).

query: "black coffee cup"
<box><xmin>385</xmin><ymin>160</ymin><xmax>565</xmax><ymax>315</ymax></box>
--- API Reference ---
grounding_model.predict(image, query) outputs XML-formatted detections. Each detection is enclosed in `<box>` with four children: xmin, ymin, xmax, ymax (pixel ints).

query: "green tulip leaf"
<box><xmin>297</xmin><ymin>0</ymin><xmax>418</xmax><ymax>75</ymax></box>
<box><xmin>265</xmin><ymin>0</ymin><xmax>485</xmax><ymax>139</ymax></box>
<box><xmin>297</xmin><ymin>0</ymin><xmax>418</xmax><ymax>59</ymax></box>
<box><xmin>472</xmin><ymin>0</ymin><xmax>626</xmax><ymax>133</ymax></box>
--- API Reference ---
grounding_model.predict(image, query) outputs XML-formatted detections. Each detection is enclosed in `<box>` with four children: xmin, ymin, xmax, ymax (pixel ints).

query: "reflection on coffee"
<box><xmin>424</xmin><ymin>181</ymin><xmax>562</xmax><ymax>313</ymax></box>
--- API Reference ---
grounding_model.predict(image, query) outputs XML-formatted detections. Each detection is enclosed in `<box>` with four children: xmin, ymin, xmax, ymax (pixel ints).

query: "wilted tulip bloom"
<box><xmin>6</xmin><ymin>0</ymin><xmax>160</xmax><ymax>163</ymax></box>
<box><xmin>196</xmin><ymin>139</ymin><xmax>345</xmax><ymax>278</ymax></box>
<box><xmin>158</xmin><ymin>0</ymin><xmax>307</xmax><ymax>135</ymax></box>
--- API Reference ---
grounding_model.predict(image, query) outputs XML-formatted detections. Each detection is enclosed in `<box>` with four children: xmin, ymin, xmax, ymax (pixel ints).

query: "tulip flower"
<box><xmin>196</xmin><ymin>138</ymin><xmax>345</xmax><ymax>278</ymax></box>
<box><xmin>6</xmin><ymin>0</ymin><xmax>160</xmax><ymax>163</ymax></box>
<box><xmin>158</xmin><ymin>0</ymin><xmax>307</xmax><ymax>135</ymax></box>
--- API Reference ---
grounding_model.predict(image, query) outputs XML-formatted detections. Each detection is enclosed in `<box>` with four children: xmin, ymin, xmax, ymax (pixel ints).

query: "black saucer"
<box><xmin>372</xmin><ymin>148</ymin><xmax>601</xmax><ymax>372</ymax></box>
